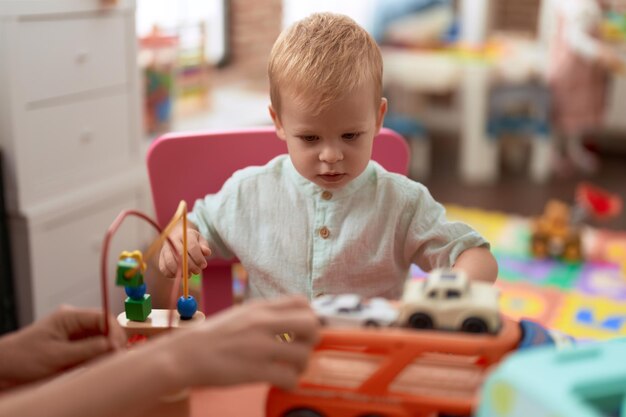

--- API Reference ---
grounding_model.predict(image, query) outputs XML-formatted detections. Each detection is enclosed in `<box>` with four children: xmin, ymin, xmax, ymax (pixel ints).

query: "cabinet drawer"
<box><xmin>16</xmin><ymin>12</ymin><xmax>128</xmax><ymax>105</ymax></box>
<box><xmin>29</xmin><ymin>194</ymin><xmax>144</xmax><ymax>320</ymax></box>
<box><xmin>17</xmin><ymin>93</ymin><xmax>134</xmax><ymax>207</ymax></box>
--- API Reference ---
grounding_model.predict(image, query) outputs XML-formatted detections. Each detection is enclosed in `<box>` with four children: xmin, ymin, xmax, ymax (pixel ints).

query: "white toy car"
<box><xmin>312</xmin><ymin>294</ymin><xmax>399</xmax><ymax>328</ymax></box>
<box><xmin>398</xmin><ymin>268</ymin><xmax>501</xmax><ymax>334</ymax></box>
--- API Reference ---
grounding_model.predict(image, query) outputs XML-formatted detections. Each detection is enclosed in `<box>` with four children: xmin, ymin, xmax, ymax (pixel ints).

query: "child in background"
<box><xmin>0</xmin><ymin>297</ymin><xmax>319</xmax><ymax>417</ymax></box>
<box><xmin>547</xmin><ymin>0</ymin><xmax>626</xmax><ymax>174</ymax></box>
<box><xmin>159</xmin><ymin>13</ymin><xmax>498</xmax><ymax>300</ymax></box>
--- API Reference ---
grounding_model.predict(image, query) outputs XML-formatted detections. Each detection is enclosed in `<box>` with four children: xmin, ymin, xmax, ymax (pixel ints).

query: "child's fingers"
<box><xmin>186</xmin><ymin>250</ymin><xmax>206</xmax><ymax>274</ymax></box>
<box><xmin>187</xmin><ymin>260</ymin><xmax>205</xmax><ymax>275</ymax></box>
<box><xmin>159</xmin><ymin>247</ymin><xmax>179</xmax><ymax>278</ymax></box>
<box><xmin>187</xmin><ymin>242</ymin><xmax>208</xmax><ymax>272</ymax></box>
<box><xmin>198</xmin><ymin>235</ymin><xmax>212</xmax><ymax>256</ymax></box>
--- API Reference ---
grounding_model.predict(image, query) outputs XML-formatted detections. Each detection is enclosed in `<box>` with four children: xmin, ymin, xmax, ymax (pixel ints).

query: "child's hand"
<box><xmin>0</xmin><ymin>306</ymin><xmax>125</xmax><ymax>389</ymax></box>
<box><xmin>171</xmin><ymin>296</ymin><xmax>320</xmax><ymax>390</ymax></box>
<box><xmin>158</xmin><ymin>226</ymin><xmax>211</xmax><ymax>278</ymax></box>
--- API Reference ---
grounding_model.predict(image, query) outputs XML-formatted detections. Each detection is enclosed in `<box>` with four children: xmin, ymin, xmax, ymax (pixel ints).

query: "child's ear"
<box><xmin>376</xmin><ymin>98</ymin><xmax>388</xmax><ymax>132</ymax></box>
<box><xmin>268</xmin><ymin>105</ymin><xmax>286</xmax><ymax>140</ymax></box>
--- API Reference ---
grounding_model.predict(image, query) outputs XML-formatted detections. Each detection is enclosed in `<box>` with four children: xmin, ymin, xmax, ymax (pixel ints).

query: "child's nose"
<box><xmin>319</xmin><ymin>145</ymin><xmax>343</xmax><ymax>163</ymax></box>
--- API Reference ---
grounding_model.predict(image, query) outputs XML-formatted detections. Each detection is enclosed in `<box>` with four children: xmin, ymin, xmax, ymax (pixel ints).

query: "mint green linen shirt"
<box><xmin>188</xmin><ymin>155</ymin><xmax>488</xmax><ymax>300</ymax></box>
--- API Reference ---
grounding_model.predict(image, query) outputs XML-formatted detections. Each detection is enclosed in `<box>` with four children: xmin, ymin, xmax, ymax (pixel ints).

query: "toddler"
<box><xmin>159</xmin><ymin>12</ymin><xmax>498</xmax><ymax>300</ymax></box>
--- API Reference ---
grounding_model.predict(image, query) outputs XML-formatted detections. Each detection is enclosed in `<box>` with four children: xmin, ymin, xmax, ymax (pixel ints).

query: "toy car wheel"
<box><xmin>461</xmin><ymin>317</ymin><xmax>489</xmax><ymax>334</ymax></box>
<box><xmin>408</xmin><ymin>312</ymin><xmax>433</xmax><ymax>329</ymax></box>
<box><xmin>283</xmin><ymin>408</ymin><xmax>324</xmax><ymax>417</ymax></box>
<box><xmin>364</xmin><ymin>320</ymin><xmax>380</xmax><ymax>328</ymax></box>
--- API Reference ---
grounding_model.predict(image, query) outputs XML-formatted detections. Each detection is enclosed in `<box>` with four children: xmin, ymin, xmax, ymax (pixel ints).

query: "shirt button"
<box><xmin>321</xmin><ymin>191</ymin><xmax>332</xmax><ymax>200</ymax></box>
<box><xmin>319</xmin><ymin>226</ymin><xmax>330</xmax><ymax>239</ymax></box>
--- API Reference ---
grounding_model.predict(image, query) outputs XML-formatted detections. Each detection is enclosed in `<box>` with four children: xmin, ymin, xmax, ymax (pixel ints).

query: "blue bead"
<box><xmin>125</xmin><ymin>283</ymin><xmax>147</xmax><ymax>300</ymax></box>
<box><xmin>177</xmin><ymin>295</ymin><xmax>198</xmax><ymax>320</ymax></box>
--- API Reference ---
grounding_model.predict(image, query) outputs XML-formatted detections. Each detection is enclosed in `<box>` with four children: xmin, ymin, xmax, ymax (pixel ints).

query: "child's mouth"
<box><xmin>319</xmin><ymin>173</ymin><xmax>346</xmax><ymax>182</ymax></box>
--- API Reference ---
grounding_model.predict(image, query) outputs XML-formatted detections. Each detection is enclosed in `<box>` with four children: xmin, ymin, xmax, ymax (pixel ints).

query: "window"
<box><xmin>441</xmin><ymin>272</ymin><xmax>458</xmax><ymax>280</ymax></box>
<box><xmin>136</xmin><ymin>0</ymin><xmax>228</xmax><ymax>65</ymax></box>
<box><xmin>282</xmin><ymin>0</ymin><xmax>376</xmax><ymax>31</ymax></box>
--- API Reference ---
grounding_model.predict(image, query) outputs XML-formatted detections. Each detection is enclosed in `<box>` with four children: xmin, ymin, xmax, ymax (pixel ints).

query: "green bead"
<box><xmin>124</xmin><ymin>294</ymin><xmax>152</xmax><ymax>322</ymax></box>
<box><xmin>116</xmin><ymin>257</ymin><xmax>144</xmax><ymax>287</ymax></box>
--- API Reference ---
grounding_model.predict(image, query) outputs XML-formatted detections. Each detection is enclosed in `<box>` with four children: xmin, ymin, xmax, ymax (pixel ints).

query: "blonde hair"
<box><xmin>268</xmin><ymin>12</ymin><xmax>383</xmax><ymax>116</ymax></box>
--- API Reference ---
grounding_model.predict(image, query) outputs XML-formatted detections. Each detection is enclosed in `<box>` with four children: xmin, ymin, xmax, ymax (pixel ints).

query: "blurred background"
<box><xmin>136</xmin><ymin>0</ymin><xmax>626</xmax><ymax>226</ymax></box>
<box><xmin>1</xmin><ymin>0</ymin><xmax>626</xmax><ymax>338</ymax></box>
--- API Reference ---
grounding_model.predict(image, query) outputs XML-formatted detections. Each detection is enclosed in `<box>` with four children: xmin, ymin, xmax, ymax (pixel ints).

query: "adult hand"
<box><xmin>170</xmin><ymin>296</ymin><xmax>320</xmax><ymax>390</ymax></box>
<box><xmin>158</xmin><ymin>226</ymin><xmax>211</xmax><ymax>278</ymax></box>
<box><xmin>0</xmin><ymin>306</ymin><xmax>126</xmax><ymax>389</ymax></box>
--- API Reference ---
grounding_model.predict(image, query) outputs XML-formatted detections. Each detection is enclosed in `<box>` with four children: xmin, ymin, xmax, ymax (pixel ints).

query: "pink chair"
<box><xmin>147</xmin><ymin>126</ymin><xmax>409</xmax><ymax>315</ymax></box>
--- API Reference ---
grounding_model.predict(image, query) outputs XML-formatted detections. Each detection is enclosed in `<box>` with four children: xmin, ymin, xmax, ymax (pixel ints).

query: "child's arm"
<box><xmin>158</xmin><ymin>219</ymin><xmax>212</xmax><ymax>278</ymax></box>
<box><xmin>453</xmin><ymin>246</ymin><xmax>498</xmax><ymax>284</ymax></box>
<box><xmin>0</xmin><ymin>296</ymin><xmax>320</xmax><ymax>417</ymax></box>
<box><xmin>0</xmin><ymin>306</ymin><xmax>126</xmax><ymax>390</ymax></box>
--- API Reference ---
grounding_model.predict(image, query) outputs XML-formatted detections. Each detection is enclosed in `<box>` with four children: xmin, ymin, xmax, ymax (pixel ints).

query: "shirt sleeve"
<box><xmin>187</xmin><ymin>184</ymin><xmax>236</xmax><ymax>261</ymax></box>
<box><xmin>405</xmin><ymin>185</ymin><xmax>489</xmax><ymax>271</ymax></box>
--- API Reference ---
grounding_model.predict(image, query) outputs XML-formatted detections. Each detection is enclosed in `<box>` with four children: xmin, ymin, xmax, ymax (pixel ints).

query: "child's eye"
<box><xmin>299</xmin><ymin>135</ymin><xmax>319</xmax><ymax>142</ymax></box>
<box><xmin>342</xmin><ymin>132</ymin><xmax>361</xmax><ymax>141</ymax></box>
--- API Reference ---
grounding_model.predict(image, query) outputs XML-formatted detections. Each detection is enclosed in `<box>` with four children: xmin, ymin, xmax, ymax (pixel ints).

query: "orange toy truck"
<box><xmin>266</xmin><ymin>317</ymin><xmax>522</xmax><ymax>417</ymax></box>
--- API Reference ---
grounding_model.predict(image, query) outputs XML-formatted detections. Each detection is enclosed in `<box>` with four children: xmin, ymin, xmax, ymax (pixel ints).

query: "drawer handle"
<box><xmin>75</xmin><ymin>50</ymin><xmax>90</xmax><ymax>64</ymax></box>
<box><xmin>80</xmin><ymin>129</ymin><xmax>94</xmax><ymax>144</ymax></box>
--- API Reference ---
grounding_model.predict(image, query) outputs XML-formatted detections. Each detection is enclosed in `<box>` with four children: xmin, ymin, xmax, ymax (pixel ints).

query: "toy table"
<box><xmin>382</xmin><ymin>36</ymin><xmax>549</xmax><ymax>184</ymax></box>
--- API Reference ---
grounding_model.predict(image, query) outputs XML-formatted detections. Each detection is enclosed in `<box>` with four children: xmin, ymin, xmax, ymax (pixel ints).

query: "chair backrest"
<box><xmin>147</xmin><ymin>126</ymin><xmax>409</xmax><ymax>314</ymax></box>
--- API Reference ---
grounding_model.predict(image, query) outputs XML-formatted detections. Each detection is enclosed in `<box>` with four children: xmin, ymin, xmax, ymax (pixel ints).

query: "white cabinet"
<box><xmin>0</xmin><ymin>0</ymin><xmax>151</xmax><ymax>325</ymax></box>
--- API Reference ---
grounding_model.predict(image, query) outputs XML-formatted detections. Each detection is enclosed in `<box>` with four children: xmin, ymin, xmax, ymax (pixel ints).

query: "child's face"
<box><xmin>270</xmin><ymin>84</ymin><xmax>387</xmax><ymax>190</ymax></box>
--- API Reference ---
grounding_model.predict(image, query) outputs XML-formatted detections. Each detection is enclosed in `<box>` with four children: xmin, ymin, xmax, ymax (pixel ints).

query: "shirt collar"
<box><xmin>284</xmin><ymin>156</ymin><xmax>375</xmax><ymax>200</ymax></box>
